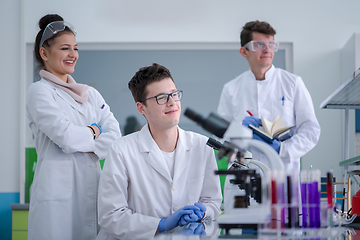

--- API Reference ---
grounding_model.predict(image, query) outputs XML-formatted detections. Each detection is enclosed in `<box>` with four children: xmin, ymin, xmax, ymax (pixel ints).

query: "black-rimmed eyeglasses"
<box><xmin>139</xmin><ymin>90</ymin><xmax>183</xmax><ymax>105</ymax></box>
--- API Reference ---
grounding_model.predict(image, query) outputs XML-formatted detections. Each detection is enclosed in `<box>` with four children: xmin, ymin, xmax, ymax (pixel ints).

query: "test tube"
<box><xmin>278</xmin><ymin>171</ymin><xmax>286</xmax><ymax>229</ymax></box>
<box><xmin>308</xmin><ymin>169</ymin><xmax>321</xmax><ymax>228</ymax></box>
<box><xmin>287</xmin><ymin>171</ymin><xmax>300</xmax><ymax>228</ymax></box>
<box><xmin>300</xmin><ymin>170</ymin><xmax>308</xmax><ymax>228</ymax></box>
<box><xmin>270</xmin><ymin>170</ymin><xmax>285</xmax><ymax>229</ymax></box>
<box><xmin>327</xmin><ymin>170</ymin><xmax>334</xmax><ymax>227</ymax></box>
<box><xmin>270</xmin><ymin>171</ymin><xmax>278</xmax><ymax>229</ymax></box>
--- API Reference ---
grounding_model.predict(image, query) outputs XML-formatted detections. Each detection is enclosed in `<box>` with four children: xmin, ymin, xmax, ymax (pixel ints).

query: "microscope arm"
<box><xmin>229</xmin><ymin>138</ymin><xmax>284</xmax><ymax>171</ymax></box>
<box><xmin>248</xmin><ymin>159</ymin><xmax>270</xmax><ymax>176</ymax></box>
<box><xmin>247</xmin><ymin>139</ymin><xmax>284</xmax><ymax>171</ymax></box>
<box><xmin>184</xmin><ymin>109</ymin><xmax>284</xmax><ymax>171</ymax></box>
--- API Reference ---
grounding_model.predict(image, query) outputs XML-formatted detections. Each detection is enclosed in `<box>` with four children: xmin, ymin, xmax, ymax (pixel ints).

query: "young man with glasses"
<box><xmin>217</xmin><ymin>20</ymin><xmax>320</xmax><ymax>174</ymax></box>
<box><xmin>96</xmin><ymin>63</ymin><xmax>222</xmax><ymax>239</ymax></box>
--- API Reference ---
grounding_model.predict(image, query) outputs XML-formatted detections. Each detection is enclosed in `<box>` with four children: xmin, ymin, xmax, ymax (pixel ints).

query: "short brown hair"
<box><xmin>240</xmin><ymin>20</ymin><xmax>276</xmax><ymax>47</ymax></box>
<box><xmin>128</xmin><ymin>63</ymin><xmax>174</xmax><ymax>105</ymax></box>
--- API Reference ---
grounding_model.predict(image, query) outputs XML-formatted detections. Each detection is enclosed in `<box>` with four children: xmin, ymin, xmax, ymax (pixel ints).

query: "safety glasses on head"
<box><xmin>39</xmin><ymin>21</ymin><xmax>77</xmax><ymax>48</ymax></box>
<box><xmin>244</xmin><ymin>40</ymin><xmax>279</xmax><ymax>52</ymax></box>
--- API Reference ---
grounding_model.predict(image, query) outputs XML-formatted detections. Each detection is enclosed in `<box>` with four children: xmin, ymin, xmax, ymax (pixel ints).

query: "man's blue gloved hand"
<box><xmin>158</xmin><ymin>205</ymin><xmax>201</xmax><ymax>233</ymax></box>
<box><xmin>242</xmin><ymin>116</ymin><xmax>262</xmax><ymax>128</ymax></box>
<box><xmin>194</xmin><ymin>202</ymin><xmax>206</xmax><ymax>219</ymax></box>
<box><xmin>180</xmin><ymin>222</ymin><xmax>206</xmax><ymax>235</ymax></box>
<box><xmin>253</xmin><ymin>133</ymin><xmax>281</xmax><ymax>153</ymax></box>
<box><xmin>178</xmin><ymin>202</ymin><xmax>206</xmax><ymax>227</ymax></box>
<box><xmin>178</xmin><ymin>211</ymin><xmax>198</xmax><ymax>227</ymax></box>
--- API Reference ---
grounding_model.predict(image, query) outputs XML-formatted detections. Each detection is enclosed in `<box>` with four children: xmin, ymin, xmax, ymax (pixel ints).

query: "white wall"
<box><xmin>3</xmin><ymin>0</ymin><xmax>360</xmax><ymax>197</ymax></box>
<box><xmin>0</xmin><ymin>0</ymin><xmax>21</xmax><ymax>193</ymax></box>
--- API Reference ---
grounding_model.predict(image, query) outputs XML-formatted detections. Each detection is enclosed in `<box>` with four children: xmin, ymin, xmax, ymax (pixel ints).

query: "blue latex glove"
<box><xmin>178</xmin><ymin>202</ymin><xmax>206</xmax><ymax>227</ymax></box>
<box><xmin>178</xmin><ymin>211</ymin><xmax>198</xmax><ymax>227</ymax></box>
<box><xmin>158</xmin><ymin>205</ymin><xmax>201</xmax><ymax>233</ymax></box>
<box><xmin>242</xmin><ymin>116</ymin><xmax>262</xmax><ymax>128</ymax></box>
<box><xmin>180</xmin><ymin>222</ymin><xmax>206</xmax><ymax>235</ymax></box>
<box><xmin>194</xmin><ymin>202</ymin><xmax>206</xmax><ymax>219</ymax></box>
<box><xmin>253</xmin><ymin>133</ymin><xmax>281</xmax><ymax>153</ymax></box>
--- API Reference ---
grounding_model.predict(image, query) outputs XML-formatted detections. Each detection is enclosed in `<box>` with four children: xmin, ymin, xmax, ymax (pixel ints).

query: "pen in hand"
<box><xmin>246</xmin><ymin>110</ymin><xmax>262</xmax><ymax>126</ymax></box>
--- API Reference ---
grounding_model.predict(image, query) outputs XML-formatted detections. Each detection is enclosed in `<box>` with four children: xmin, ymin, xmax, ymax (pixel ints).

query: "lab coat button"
<box><xmin>172</xmin><ymin>185</ymin><xmax>176</xmax><ymax>191</ymax></box>
<box><xmin>173</xmin><ymin>206</ymin><xmax>178</xmax><ymax>211</ymax></box>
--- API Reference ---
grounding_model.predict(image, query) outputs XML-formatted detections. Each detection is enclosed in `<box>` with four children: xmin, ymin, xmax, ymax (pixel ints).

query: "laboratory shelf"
<box><xmin>320</xmin><ymin>67</ymin><xmax>360</xmax><ymax>162</ymax></box>
<box><xmin>321</xmin><ymin>67</ymin><xmax>360</xmax><ymax>199</ymax></box>
<box><xmin>339</xmin><ymin>155</ymin><xmax>360</xmax><ymax>167</ymax></box>
<box><xmin>320</xmin><ymin>67</ymin><xmax>360</xmax><ymax>110</ymax></box>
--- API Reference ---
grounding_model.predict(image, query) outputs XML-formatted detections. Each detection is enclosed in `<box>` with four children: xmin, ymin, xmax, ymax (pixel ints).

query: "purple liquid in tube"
<box><xmin>301</xmin><ymin>183</ymin><xmax>308</xmax><ymax>228</ymax></box>
<box><xmin>278</xmin><ymin>181</ymin><xmax>286</xmax><ymax>228</ymax></box>
<box><xmin>308</xmin><ymin>181</ymin><xmax>321</xmax><ymax>228</ymax></box>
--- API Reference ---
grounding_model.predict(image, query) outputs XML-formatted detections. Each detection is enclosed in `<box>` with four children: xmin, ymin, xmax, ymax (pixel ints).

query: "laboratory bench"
<box><xmin>152</xmin><ymin>221</ymin><xmax>360</xmax><ymax>239</ymax></box>
<box><xmin>9</xmin><ymin>208</ymin><xmax>360</xmax><ymax>239</ymax></box>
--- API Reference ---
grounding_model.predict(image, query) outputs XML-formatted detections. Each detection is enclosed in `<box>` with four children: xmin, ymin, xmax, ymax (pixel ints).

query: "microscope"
<box><xmin>184</xmin><ymin>109</ymin><xmax>284</xmax><ymax>234</ymax></box>
<box><xmin>207</xmin><ymin>138</ymin><xmax>270</xmax><ymax>216</ymax></box>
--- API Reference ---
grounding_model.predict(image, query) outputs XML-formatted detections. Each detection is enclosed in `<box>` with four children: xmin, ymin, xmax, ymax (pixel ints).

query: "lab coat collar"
<box><xmin>138</xmin><ymin>124</ymin><xmax>172</xmax><ymax>182</ymax></box>
<box><xmin>41</xmin><ymin>79</ymin><xmax>85</xmax><ymax>115</ymax></box>
<box><xmin>137</xmin><ymin>124</ymin><xmax>191</xmax><ymax>152</ymax></box>
<box><xmin>248</xmin><ymin>64</ymin><xmax>275</xmax><ymax>82</ymax></box>
<box><xmin>137</xmin><ymin>124</ymin><xmax>191</xmax><ymax>183</ymax></box>
<box><xmin>173</xmin><ymin>127</ymin><xmax>191</xmax><ymax>183</ymax></box>
<box><xmin>264</xmin><ymin>64</ymin><xmax>275</xmax><ymax>81</ymax></box>
<box><xmin>137</xmin><ymin>124</ymin><xmax>158</xmax><ymax>153</ymax></box>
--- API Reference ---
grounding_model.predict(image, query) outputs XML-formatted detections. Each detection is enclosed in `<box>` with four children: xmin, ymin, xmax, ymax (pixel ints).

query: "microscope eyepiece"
<box><xmin>184</xmin><ymin>108</ymin><xmax>230</xmax><ymax>138</ymax></box>
<box><xmin>206</xmin><ymin>137</ymin><xmax>223</xmax><ymax>151</ymax></box>
<box><xmin>184</xmin><ymin>108</ymin><xmax>205</xmax><ymax>124</ymax></box>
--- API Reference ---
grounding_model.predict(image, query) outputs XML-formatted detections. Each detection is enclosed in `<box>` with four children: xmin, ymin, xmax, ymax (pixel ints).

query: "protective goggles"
<box><xmin>243</xmin><ymin>40</ymin><xmax>279</xmax><ymax>52</ymax></box>
<box><xmin>39</xmin><ymin>21</ymin><xmax>77</xmax><ymax>48</ymax></box>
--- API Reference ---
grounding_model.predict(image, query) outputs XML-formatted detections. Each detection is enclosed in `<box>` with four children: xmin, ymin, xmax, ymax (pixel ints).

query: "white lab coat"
<box><xmin>26</xmin><ymin>78</ymin><xmax>121</xmax><ymax>240</ymax></box>
<box><xmin>97</xmin><ymin>124</ymin><xmax>222</xmax><ymax>240</ymax></box>
<box><xmin>217</xmin><ymin>65</ymin><xmax>320</xmax><ymax>172</ymax></box>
